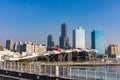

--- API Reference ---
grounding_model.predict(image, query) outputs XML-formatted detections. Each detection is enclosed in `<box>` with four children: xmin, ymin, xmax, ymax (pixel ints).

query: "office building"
<box><xmin>73</xmin><ymin>27</ymin><xmax>85</xmax><ymax>49</ymax></box>
<box><xmin>47</xmin><ymin>35</ymin><xmax>55</xmax><ymax>47</ymax></box>
<box><xmin>107</xmin><ymin>44</ymin><xmax>120</xmax><ymax>55</ymax></box>
<box><xmin>59</xmin><ymin>23</ymin><xmax>69</xmax><ymax>49</ymax></box>
<box><xmin>22</xmin><ymin>42</ymin><xmax>47</xmax><ymax>53</ymax></box>
<box><xmin>17</xmin><ymin>42</ymin><xmax>23</xmax><ymax>53</ymax></box>
<box><xmin>91</xmin><ymin>30</ymin><xmax>105</xmax><ymax>55</ymax></box>
<box><xmin>6</xmin><ymin>39</ymin><xmax>14</xmax><ymax>51</ymax></box>
<box><xmin>23</xmin><ymin>42</ymin><xmax>35</xmax><ymax>53</ymax></box>
<box><xmin>14</xmin><ymin>42</ymin><xmax>19</xmax><ymax>51</ymax></box>
<box><xmin>34</xmin><ymin>44</ymin><xmax>46</xmax><ymax>53</ymax></box>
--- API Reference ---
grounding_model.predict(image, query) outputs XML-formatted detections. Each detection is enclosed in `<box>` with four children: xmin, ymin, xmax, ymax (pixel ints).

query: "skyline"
<box><xmin>0</xmin><ymin>0</ymin><xmax>120</xmax><ymax>48</ymax></box>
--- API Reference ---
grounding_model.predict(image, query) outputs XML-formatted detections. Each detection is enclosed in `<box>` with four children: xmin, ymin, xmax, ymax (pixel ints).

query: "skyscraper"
<box><xmin>59</xmin><ymin>23</ymin><xmax>69</xmax><ymax>49</ymax></box>
<box><xmin>91</xmin><ymin>30</ymin><xmax>105</xmax><ymax>55</ymax></box>
<box><xmin>47</xmin><ymin>34</ymin><xmax>55</xmax><ymax>47</ymax></box>
<box><xmin>6</xmin><ymin>39</ymin><xmax>14</xmax><ymax>51</ymax></box>
<box><xmin>73</xmin><ymin>27</ymin><xmax>85</xmax><ymax>49</ymax></box>
<box><xmin>17</xmin><ymin>42</ymin><xmax>23</xmax><ymax>53</ymax></box>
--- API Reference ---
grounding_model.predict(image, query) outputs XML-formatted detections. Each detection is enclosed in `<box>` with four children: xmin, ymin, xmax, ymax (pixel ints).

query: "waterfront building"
<box><xmin>0</xmin><ymin>44</ymin><xmax>3</xmax><ymax>51</ymax></box>
<box><xmin>6</xmin><ymin>39</ymin><xmax>14</xmax><ymax>51</ymax></box>
<box><xmin>47</xmin><ymin>34</ymin><xmax>55</xmax><ymax>47</ymax></box>
<box><xmin>107</xmin><ymin>44</ymin><xmax>120</xmax><ymax>57</ymax></box>
<box><xmin>59</xmin><ymin>23</ymin><xmax>69</xmax><ymax>49</ymax></box>
<box><xmin>34</xmin><ymin>44</ymin><xmax>46</xmax><ymax>53</ymax></box>
<box><xmin>73</xmin><ymin>27</ymin><xmax>85</xmax><ymax>49</ymax></box>
<box><xmin>91</xmin><ymin>30</ymin><xmax>105</xmax><ymax>56</ymax></box>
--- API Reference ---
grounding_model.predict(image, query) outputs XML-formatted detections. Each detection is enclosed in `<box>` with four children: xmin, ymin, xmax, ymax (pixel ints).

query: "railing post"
<box><xmin>56</xmin><ymin>65</ymin><xmax>59</xmax><ymax>77</ymax></box>
<box><xmin>86</xmin><ymin>68</ymin><xmax>88</xmax><ymax>80</ymax></box>
<box><xmin>17</xmin><ymin>62</ymin><xmax>19</xmax><ymax>71</ymax></box>
<box><xmin>8</xmin><ymin>62</ymin><xmax>10</xmax><ymax>70</ymax></box>
<box><xmin>10</xmin><ymin>62</ymin><xmax>12</xmax><ymax>70</ymax></box>
<box><xmin>25</xmin><ymin>63</ymin><xmax>26</xmax><ymax>72</ymax></box>
<box><xmin>29</xmin><ymin>63</ymin><xmax>31</xmax><ymax>73</ymax></box>
<box><xmin>45</xmin><ymin>65</ymin><xmax>46</xmax><ymax>75</ymax></box>
<box><xmin>3</xmin><ymin>62</ymin><xmax>6</xmax><ymax>70</ymax></box>
<box><xmin>69</xmin><ymin>66</ymin><xmax>71</xmax><ymax>78</ymax></box>
<box><xmin>63</xmin><ymin>66</ymin><xmax>65</xmax><ymax>77</ymax></box>
<box><xmin>14</xmin><ymin>62</ymin><xmax>15</xmax><ymax>70</ymax></box>
<box><xmin>116</xmin><ymin>70</ymin><xmax>117</xmax><ymax>80</ymax></box>
<box><xmin>50</xmin><ymin>65</ymin><xmax>52</xmax><ymax>76</ymax></box>
<box><xmin>0</xmin><ymin>62</ymin><xmax>1</xmax><ymax>69</ymax></box>
<box><xmin>35</xmin><ymin>64</ymin><xmax>39</xmax><ymax>74</ymax></box>
<box><xmin>21</xmin><ymin>63</ymin><xmax>23</xmax><ymax>72</ymax></box>
<box><xmin>78</xmin><ymin>68</ymin><xmax>79</xmax><ymax>78</ymax></box>
<box><xmin>3</xmin><ymin>62</ymin><xmax>5</xmax><ymax>70</ymax></box>
<box><xmin>104</xmin><ymin>69</ymin><xmax>107</xmax><ymax>80</ymax></box>
<box><xmin>95</xmin><ymin>69</ymin><xmax>96</xmax><ymax>80</ymax></box>
<box><xmin>39</xmin><ymin>64</ymin><xmax>41</xmax><ymax>75</ymax></box>
<box><xmin>2</xmin><ymin>62</ymin><xmax>4</xmax><ymax>69</ymax></box>
<box><xmin>6</xmin><ymin>62</ymin><xmax>7</xmax><ymax>70</ymax></box>
<box><xmin>26</xmin><ymin>63</ymin><xmax>27</xmax><ymax>72</ymax></box>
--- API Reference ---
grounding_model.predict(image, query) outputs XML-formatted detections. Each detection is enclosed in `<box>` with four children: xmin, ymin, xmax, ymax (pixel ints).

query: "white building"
<box><xmin>73</xmin><ymin>27</ymin><xmax>85</xmax><ymax>49</ymax></box>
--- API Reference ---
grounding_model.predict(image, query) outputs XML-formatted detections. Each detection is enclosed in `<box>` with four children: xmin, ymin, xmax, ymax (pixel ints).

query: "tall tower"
<box><xmin>6</xmin><ymin>39</ymin><xmax>14</xmax><ymax>51</ymax></box>
<box><xmin>73</xmin><ymin>27</ymin><xmax>85</xmax><ymax>49</ymax></box>
<box><xmin>47</xmin><ymin>34</ymin><xmax>55</xmax><ymax>47</ymax></box>
<box><xmin>91</xmin><ymin>30</ymin><xmax>105</xmax><ymax>56</ymax></box>
<box><xmin>59</xmin><ymin>23</ymin><xmax>69</xmax><ymax>49</ymax></box>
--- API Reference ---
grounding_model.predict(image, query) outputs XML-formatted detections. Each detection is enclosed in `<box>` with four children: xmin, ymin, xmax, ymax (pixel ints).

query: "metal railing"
<box><xmin>0</xmin><ymin>62</ymin><xmax>120</xmax><ymax>80</ymax></box>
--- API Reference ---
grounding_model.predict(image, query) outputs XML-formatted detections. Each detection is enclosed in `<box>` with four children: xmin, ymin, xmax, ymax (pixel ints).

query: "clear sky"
<box><xmin>0</xmin><ymin>0</ymin><xmax>120</xmax><ymax>48</ymax></box>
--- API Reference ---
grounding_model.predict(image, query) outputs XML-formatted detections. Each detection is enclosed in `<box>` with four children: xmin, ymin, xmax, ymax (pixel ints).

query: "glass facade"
<box><xmin>59</xmin><ymin>23</ymin><xmax>69</xmax><ymax>49</ymax></box>
<box><xmin>91</xmin><ymin>30</ymin><xmax>105</xmax><ymax>55</ymax></box>
<box><xmin>6</xmin><ymin>39</ymin><xmax>14</xmax><ymax>51</ymax></box>
<box><xmin>47</xmin><ymin>35</ymin><xmax>54</xmax><ymax>47</ymax></box>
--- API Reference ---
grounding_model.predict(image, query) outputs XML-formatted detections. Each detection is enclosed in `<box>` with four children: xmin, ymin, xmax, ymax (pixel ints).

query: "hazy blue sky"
<box><xmin>0</xmin><ymin>0</ymin><xmax>120</xmax><ymax>48</ymax></box>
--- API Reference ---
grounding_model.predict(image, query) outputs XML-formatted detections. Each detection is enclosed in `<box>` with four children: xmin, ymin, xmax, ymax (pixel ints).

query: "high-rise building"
<box><xmin>73</xmin><ymin>27</ymin><xmax>85</xmax><ymax>49</ymax></box>
<box><xmin>59</xmin><ymin>23</ymin><xmax>69</xmax><ymax>49</ymax></box>
<box><xmin>17</xmin><ymin>42</ymin><xmax>23</xmax><ymax>53</ymax></box>
<box><xmin>14</xmin><ymin>42</ymin><xmax>18</xmax><ymax>51</ymax></box>
<box><xmin>6</xmin><ymin>39</ymin><xmax>14</xmax><ymax>51</ymax></box>
<box><xmin>91</xmin><ymin>30</ymin><xmax>105</xmax><ymax>55</ymax></box>
<box><xmin>47</xmin><ymin>35</ymin><xmax>55</xmax><ymax>47</ymax></box>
